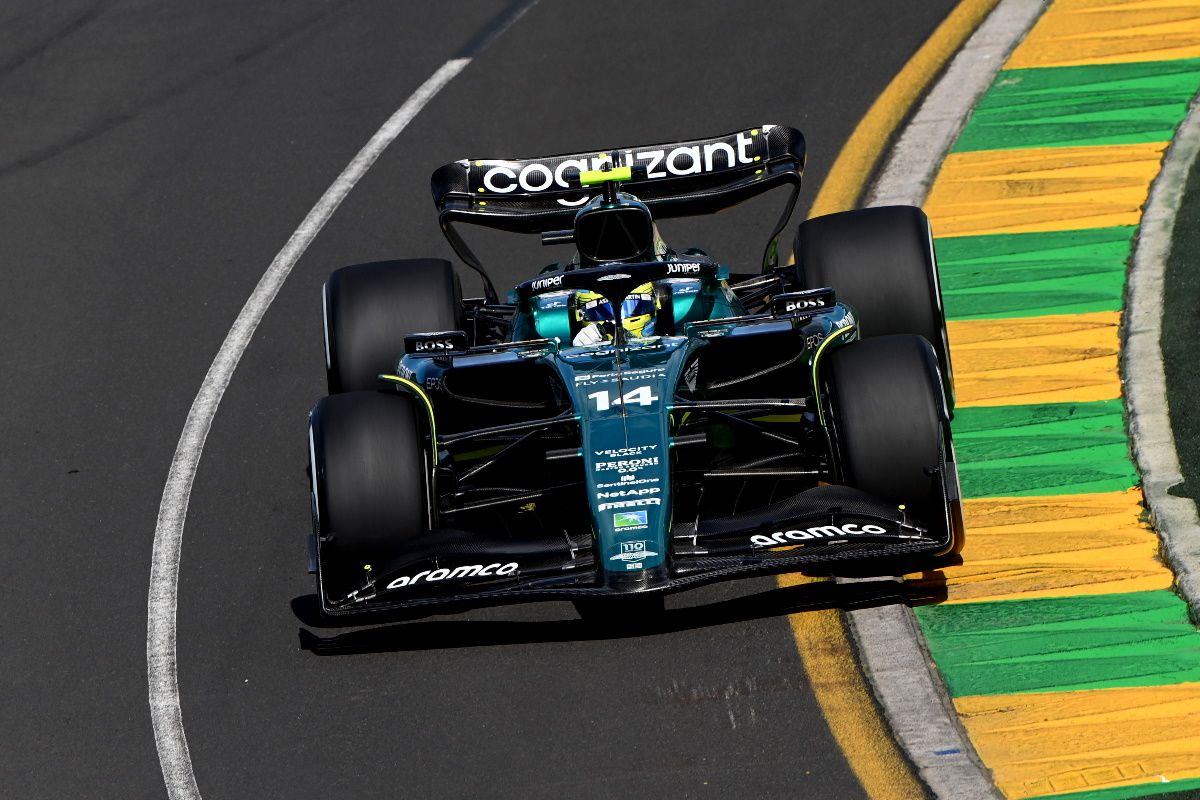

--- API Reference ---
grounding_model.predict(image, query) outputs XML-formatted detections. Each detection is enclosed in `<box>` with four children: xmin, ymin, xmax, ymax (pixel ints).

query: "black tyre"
<box><xmin>796</xmin><ymin>205</ymin><xmax>954</xmax><ymax>408</ymax></box>
<box><xmin>827</xmin><ymin>335</ymin><xmax>950</xmax><ymax>543</ymax></box>
<box><xmin>323</xmin><ymin>258</ymin><xmax>461</xmax><ymax>394</ymax></box>
<box><xmin>309</xmin><ymin>390</ymin><xmax>430</xmax><ymax>598</ymax></box>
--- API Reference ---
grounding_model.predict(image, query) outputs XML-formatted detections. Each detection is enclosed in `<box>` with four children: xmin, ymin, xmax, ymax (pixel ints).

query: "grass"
<box><xmin>1161</xmin><ymin>145</ymin><xmax>1200</xmax><ymax>500</ymax></box>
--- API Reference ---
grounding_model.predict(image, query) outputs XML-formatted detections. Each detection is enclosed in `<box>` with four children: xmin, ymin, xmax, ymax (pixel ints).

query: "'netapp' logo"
<box><xmin>597</xmin><ymin>488</ymin><xmax>659</xmax><ymax>499</ymax></box>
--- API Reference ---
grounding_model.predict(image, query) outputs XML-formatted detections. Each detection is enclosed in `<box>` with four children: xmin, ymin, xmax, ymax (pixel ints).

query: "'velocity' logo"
<box><xmin>594</xmin><ymin>445</ymin><xmax>657</xmax><ymax>458</ymax></box>
<box><xmin>751</xmin><ymin>523</ymin><xmax>889</xmax><ymax>547</ymax></box>
<box><xmin>386</xmin><ymin>562</ymin><xmax>518</xmax><ymax>590</ymax></box>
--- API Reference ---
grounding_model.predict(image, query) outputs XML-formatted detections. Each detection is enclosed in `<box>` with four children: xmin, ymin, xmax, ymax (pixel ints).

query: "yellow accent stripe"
<box><xmin>955</xmin><ymin>682</ymin><xmax>1200</xmax><ymax>798</ymax></box>
<box><xmin>946</xmin><ymin>311</ymin><xmax>1121</xmax><ymax>406</ymax></box>
<box><xmin>806</xmin><ymin>0</ymin><xmax>1001</xmax><ymax>219</ymax></box>
<box><xmin>379</xmin><ymin>375</ymin><xmax>438</xmax><ymax>448</ymax></box>
<box><xmin>778</xmin><ymin>574</ymin><xmax>927</xmax><ymax>799</ymax></box>
<box><xmin>1007</xmin><ymin>0</ymin><xmax>1200</xmax><ymax>69</ymax></box>
<box><xmin>452</xmin><ymin>444</ymin><xmax>506</xmax><ymax>462</ymax></box>
<box><xmin>924</xmin><ymin>142</ymin><xmax>1168</xmax><ymax>237</ymax></box>
<box><xmin>748</xmin><ymin>413</ymin><xmax>804</xmax><ymax>423</ymax></box>
<box><xmin>906</xmin><ymin>490</ymin><xmax>1171</xmax><ymax>603</ymax></box>
<box><xmin>810</xmin><ymin>324</ymin><xmax>857</xmax><ymax>427</ymax></box>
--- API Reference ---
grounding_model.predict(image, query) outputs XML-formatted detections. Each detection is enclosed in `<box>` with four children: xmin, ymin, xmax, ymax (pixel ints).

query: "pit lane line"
<box><xmin>144</xmin><ymin>3</ymin><xmax>536</xmax><ymax>797</ymax></box>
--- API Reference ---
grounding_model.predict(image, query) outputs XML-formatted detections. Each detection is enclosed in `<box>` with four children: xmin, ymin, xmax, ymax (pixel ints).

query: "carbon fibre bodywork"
<box><xmin>312</xmin><ymin>260</ymin><xmax>960</xmax><ymax>616</ymax></box>
<box><xmin>309</xmin><ymin>125</ymin><xmax>961</xmax><ymax>616</ymax></box>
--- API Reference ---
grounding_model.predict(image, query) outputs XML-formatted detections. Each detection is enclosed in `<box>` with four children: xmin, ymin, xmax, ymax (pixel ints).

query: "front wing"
<box><xmin>316</xmin><ymin>485</ymin><xmax>956</xmax><ymax>617</ymax></box>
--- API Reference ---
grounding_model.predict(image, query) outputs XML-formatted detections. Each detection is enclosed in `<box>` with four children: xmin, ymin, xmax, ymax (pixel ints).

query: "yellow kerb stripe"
<box><xmin>905</xmin><ymin>491</ymin><xmax>1171</xmax><ymax>603</ymax></box>
<box><xmin>946</xmin><ymin>311</ymin><xmax>1121</xmax><ymax>407</ymax></box>
<box><xmin>778</xmin><ymin>574</ymin><xmax>926</xmax><ymax>799</ymax></box>
<box><xmin>924</xmin><ymin>142</ymin><xmax>1168</xmax><ymax>238</ymax></box>
<box><xmin>955</xmin><ymin>682</ymin><xmax>1200</xmax><ymax>799</ymax></box>
<box><xmin>776</xmin><ymin>2</ymin><xmax>1001</xmax><ymax>796</ymax></box>
<box><xmin>1007</xmin><ymin>0</ymin><xmax>1200</xmax><ymax>69</ymax></box>
<box><xmin>806</xmin><ymin>0</ymin><xmax>1001</xmax><ymax>219</ymax></box>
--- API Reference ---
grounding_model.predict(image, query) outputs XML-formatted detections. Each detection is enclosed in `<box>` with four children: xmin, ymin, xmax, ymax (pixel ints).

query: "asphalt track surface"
<box><xmin>0</xmin><ymin>2</ymin><xmax>959</xmax><ymax>797</ymax></box>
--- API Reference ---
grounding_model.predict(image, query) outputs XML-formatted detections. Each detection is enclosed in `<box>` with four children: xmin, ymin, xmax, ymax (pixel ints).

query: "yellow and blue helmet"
<box><xmin>573</xmin><ymin>282</ymin><xmax>658</xmax><ymax>340</ymax></box>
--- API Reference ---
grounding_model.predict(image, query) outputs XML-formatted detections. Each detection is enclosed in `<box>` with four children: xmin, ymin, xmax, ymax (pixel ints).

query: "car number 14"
<box><xmin>587</xmin><ymin>385</ymin><xmax>659</xmax><ymax>411</ymax></box>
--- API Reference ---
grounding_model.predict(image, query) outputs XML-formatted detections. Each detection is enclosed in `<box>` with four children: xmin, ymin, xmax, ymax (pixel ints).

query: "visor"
<box><xmin>581</xmin><ymin>294</ymin><xmax>655</xmax><ymax>323</ymax></box>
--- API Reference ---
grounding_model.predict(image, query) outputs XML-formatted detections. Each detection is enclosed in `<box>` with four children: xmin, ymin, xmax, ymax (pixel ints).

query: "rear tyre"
<box><xmin>324</xmin><ymin>258</ymin><xmax>461</xmax><ymax>394</ymax></box>
<box><xmin>826</xmin><ymin>335</ymin><xmax>951</xmax><ymax>545</ymax></box>
<box><xmin>309</xmin><ymin>390</ymin><xmax>430</xmax><ymax>599</ymax></box>
<box><xmin>796</xmin><ymin>205</ymin><xmax>954</xmax><ymax>409</ymax></box>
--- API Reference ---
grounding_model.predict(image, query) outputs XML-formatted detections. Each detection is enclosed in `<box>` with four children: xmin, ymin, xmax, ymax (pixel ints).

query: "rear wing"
<box><xmin>430</xmin><ymin>125</ymin><xmax>805</xmax><ymax>301</ymax></box>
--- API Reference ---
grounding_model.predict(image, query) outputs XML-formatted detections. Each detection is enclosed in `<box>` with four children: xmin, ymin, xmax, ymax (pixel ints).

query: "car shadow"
<box><xmin>293</xmin><ymin>576</ymin><xmax>948</xmax><ymax>656</ymax></box>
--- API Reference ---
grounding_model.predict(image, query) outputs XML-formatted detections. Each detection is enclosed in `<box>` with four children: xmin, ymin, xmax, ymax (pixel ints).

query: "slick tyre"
<box><xmin>309</xmin><ymin>390</ymin><xmax>430</xmax><ymax>599</ymax></box>
<box><xmin>827</xmin><ymin>335</ymin><xmax>951</xmax><ymax>544</ymax></box>
<box><xmin>796</xmin><ymin>205</ymin><xmax>954</xmax><ymax>409</ymax></box>
<box><xmin>323</xmin><ymin>258</ymin><xmax>461</xmax><ymax>394</ymax></box>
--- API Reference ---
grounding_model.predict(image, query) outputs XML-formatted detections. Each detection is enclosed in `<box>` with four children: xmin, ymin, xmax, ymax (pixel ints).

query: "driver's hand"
<box><xmin>572</xmin><ymin>323</ymin><xmax>606</xmax><ymax>347</ymax></box>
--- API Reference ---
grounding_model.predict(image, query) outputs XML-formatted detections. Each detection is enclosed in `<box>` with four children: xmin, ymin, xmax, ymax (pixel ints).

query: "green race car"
<box><xmin>308</xmin><ymin>124</ymin><xmax>964</xmax><ymax>618</ymax></box>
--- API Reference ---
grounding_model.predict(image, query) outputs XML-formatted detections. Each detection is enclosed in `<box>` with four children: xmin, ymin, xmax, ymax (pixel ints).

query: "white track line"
<box><xmin>147</xmin><ymin>5</ymin><xmax>535</xmax><ymax>797</ymax></box>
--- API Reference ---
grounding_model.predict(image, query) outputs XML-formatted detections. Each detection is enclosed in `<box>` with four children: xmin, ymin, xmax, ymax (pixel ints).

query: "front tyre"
<box><xmin>826</xmin><ymin>335</ymin><xmax>956</xmax><ymax>549</ymax></box>
<box><xmin>309</xmin><ymin>390</ymin><xmax>431</xmax><ymax>601</ymax></box>
<box><xmin>323</xmin><ymin>258</ymin><xmax>461</xmax><ymax>394</ymax></box>
<box><xmin>796</xmin><ymin>205</ymin><xmax>954</xmax><ymax>410</ymax></box>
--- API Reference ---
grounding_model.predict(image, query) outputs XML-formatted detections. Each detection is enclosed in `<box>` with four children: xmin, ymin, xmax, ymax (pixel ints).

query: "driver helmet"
<box><xmin>572</xmin><ymin>282</ymin><xmax>658</xmax><ymax>341</ymax></box>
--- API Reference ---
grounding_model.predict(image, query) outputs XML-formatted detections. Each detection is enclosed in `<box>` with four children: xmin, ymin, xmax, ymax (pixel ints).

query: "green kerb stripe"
<box><xmin>1029</xmin><ymin>776</ymin><xmax>1200</xmax><ymax>800</ymax></box>
<box><xmin>952</xmin><ymin>58</ymin><xmax>1200</xmax><ymax>152</ymax></box>
<box><xmin>936</xmin><ymin>227</ymin><xmax>1134</xmax><ymax>320</ymax></box>
<box><xmin>953</xmin><ymin>400</ymin><xmax>1139</xmax><ymax>498</ymax></box>
<box><xmin>915</xmin><ymin>591</ymin><xmax>1200</xmax><ymax>697</ymax></box>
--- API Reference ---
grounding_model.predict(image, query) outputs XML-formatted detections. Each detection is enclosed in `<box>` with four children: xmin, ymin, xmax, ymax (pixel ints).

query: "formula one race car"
<box><xmin>307</xmin><ymin>124</ymin><xmax>964</xmax><ymax>618</ymax></box>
